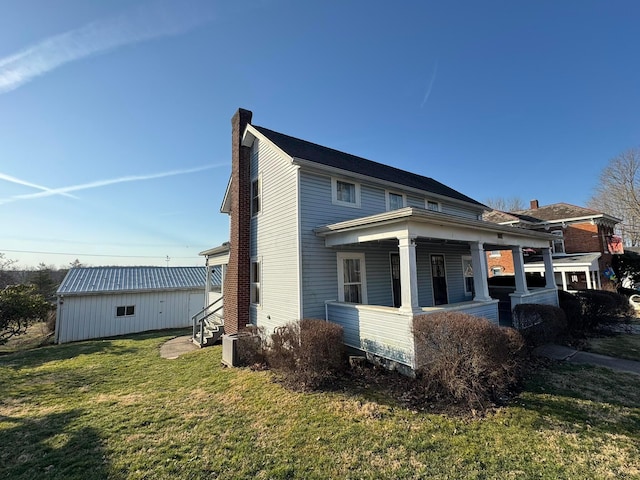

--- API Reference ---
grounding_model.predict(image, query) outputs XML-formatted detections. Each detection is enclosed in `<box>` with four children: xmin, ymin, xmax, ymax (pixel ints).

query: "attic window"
<box><xmin>332</xmin><ymin>178</ymin><xmax>361</xmax><ymax>208</ymax></box>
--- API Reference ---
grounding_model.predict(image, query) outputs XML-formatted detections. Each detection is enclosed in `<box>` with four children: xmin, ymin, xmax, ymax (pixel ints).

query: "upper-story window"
<box><xmin>551</xmin><ymin>230</ymin><xmax>565</xmax><ymax>254</ymax></box>
<box><xmin>386</xmin><ymin>191</ymin><xmax>405</xmax><ymax>211</ymax></box>
<box><xmin>332</xmin><ymin>178</ymin><xmax>361</xmax><ymax>208</ymax></box>
<box><xmin>251</xmin><ymin>176</ymin><xmax>261</xmax><ymax>216</ymax></box>
<box><xmin>426</xmin><ymin>200</ymin><xmax>441</xmax><ymax>212</ymax></box>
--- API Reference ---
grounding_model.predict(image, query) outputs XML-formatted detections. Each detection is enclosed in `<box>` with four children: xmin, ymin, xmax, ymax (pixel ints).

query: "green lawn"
<box><xmin>1</xmin><ymin>330</ymin><xmax>639</xmax><ymax>479</ymax></box>
<box><xmin>587</xmin><ymin>333</ymin><xmax>640</xmax><ymax>362</ymax></box>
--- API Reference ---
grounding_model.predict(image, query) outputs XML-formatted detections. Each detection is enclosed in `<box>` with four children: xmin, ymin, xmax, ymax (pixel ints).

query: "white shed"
<box><xmin>55</xmin><ymin>266</ymin><xmax>206</xmax><ymax>343</ymax></box>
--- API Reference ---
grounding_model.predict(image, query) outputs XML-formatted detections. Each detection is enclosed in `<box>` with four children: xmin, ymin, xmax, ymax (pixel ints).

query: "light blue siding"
<box><xmin>250</xmin><ymin>139</ymin><xmax>300</xmax><ymax>332</ymax></box>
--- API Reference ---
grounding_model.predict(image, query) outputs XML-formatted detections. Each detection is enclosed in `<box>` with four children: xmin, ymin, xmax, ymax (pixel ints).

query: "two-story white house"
<box><xmin>203</xmin><ymin>109</ymin><xmax>558</xmax><ymax>373</ymax></box>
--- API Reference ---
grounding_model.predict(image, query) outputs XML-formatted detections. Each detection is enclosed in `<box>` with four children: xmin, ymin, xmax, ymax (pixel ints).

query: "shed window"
<box><xmin>116</xmin><ymin>305</ymin><xmax>135</xmax><ymax>317</ymax></box>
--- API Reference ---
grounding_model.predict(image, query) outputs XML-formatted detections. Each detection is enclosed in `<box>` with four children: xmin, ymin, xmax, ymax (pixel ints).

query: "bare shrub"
<box><xmin>512</xmin><ymin>304</ymin><xmax>567</xmax><ymax>347</ymax></box>
<box><xmin>413</xmin><ymin>312</ymin><xmax>525</xmax><ymax>408</ymax></box>
<box><xmin>574</xmin><ymin>290</ymin><xmax>631</xmax><ymax>331</ymax></box>
<box><xmin>45</xmin><ymin>309</ymin><xmax>56</xmax><ymax>334</ymax></box>
<box><xmin>236</xmin><ymin>325</ymin><xmax>267</xmax><ymax>368</ymax></box>
<box><xmin>266</xmin><ymin>319</ymin><xmax>345</xmax><ymax>389</ymax></box>
<box><xmin>558</xmin><ymin>290</ymin><xmax>583</xmax><ymax>333</ymax></box>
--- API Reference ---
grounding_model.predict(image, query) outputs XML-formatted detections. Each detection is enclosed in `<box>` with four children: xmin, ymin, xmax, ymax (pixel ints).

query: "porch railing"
<box><xmin>192</xmin><ymin>297</ymin><xmax>224</xmax><ymax>347</ymax></box>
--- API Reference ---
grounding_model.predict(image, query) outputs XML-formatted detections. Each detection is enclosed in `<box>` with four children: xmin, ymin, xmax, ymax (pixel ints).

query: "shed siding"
<box><xmin>57</xmin><ymin>289</ymin><xmax>202</xmax><ymax>343</ymax></box>
<box><xmin>250</xmin><ymin>138</ymin><xmax>300</xmax><ymax>332</ymax></box>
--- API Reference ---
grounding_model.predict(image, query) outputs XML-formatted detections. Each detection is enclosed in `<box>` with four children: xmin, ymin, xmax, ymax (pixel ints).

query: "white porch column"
<box><xmin>561</xmin><ymin>271</ymin><xmax>568</xmax><ymax>291</ymax></box>
<box><xmin>470</xmin><ymin>242</ymin><xmax>492</xmax><ymax>301</ymax></box>
<box><xmin>596</xmin><ymin>270</ymin><xmax>601</xmax><ymax>289</ymax></box>
<box><xmin>511</xmin><ymin>246</ymin><xmax>529</xmax><ymax>294</ymax></box>
<box><xmin>585</xmin><ymin>268</ymin><xmax>593</xmax><ymax>289</ymax></box>
<box><xmin>398</xmin><ymin>235</ymin><xmax>420</xmax><ymax>313</ymax></box>
<box><xmin>541</xmin><ymin>247</ymin><xmax>556</xmax><ymax>289</ymax></box>
<box><xmin>205</xmin><ymin>263</ymin><xmax>212</xmax><ymax>305</ymax></box>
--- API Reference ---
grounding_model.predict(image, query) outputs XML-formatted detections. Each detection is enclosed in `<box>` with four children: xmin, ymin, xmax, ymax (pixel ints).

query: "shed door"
<box><xmin>431</xmin><ymin>255</ymin><xmax>448</xmax><ymax>305</ymax></box>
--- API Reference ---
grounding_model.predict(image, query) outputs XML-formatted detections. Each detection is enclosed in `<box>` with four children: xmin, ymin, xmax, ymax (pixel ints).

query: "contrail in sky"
<box><xmin>0</xmin><ymin>164</ymin><xmax>224</xmax><ymax>205</ymax></box>
<box><xmin>0</xmin><ymin>172</ymin><xmax>78</xmax><ymax>199</ymax></box>
<box><xmin>0</xmin><ymin>0</ymin><xmax>214</xmax><ymax>94</ymax></box>
<box><xmin>420</xmin><ymin>59</ymin><xmax>439</xmax><ymax>109</ymax></box>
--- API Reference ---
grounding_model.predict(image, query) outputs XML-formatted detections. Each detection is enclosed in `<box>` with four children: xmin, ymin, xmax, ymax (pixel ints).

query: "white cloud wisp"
<box><xmin>0</xmin><ymin>164</ymin><xmax>225</xmax><ymax>205</ymax></box>
<box><xmin>0</xmin><ymin>0</ymin><xmax>214</xmax><ymax>94</ymax></box>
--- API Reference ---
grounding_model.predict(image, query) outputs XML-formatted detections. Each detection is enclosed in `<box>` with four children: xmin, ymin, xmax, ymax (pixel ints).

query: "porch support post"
<box><xmin>585</xmin><ymin>268</ymin><xmax>593</xmax><ymax>289</ymax></box>
<box><xmin>398</xmin><ymin>235</ymin><xmax>420</xmax><ymax>313</ymax></box>
<box><xmin>470</xmin><ymin>242</ymin><xmax>491</xmax><ymax>301</ymax></box>
<box><xmin>596</xmin><ymin>270</ymin><xmax>601</xmax><ymax>289</ymax></box>
<box><xmin>511</xmin><ymin>246</ymin><xmax>529</xmax><ymax>294</ymax></box>
<box><xmin>541</xmin><ymin>247</ymin><xmax>556</xmax><ymax>289</ymax></box>
<box><xmin>561</xmin><ymin>271</ymin><xmax>568</xmax><ymax>291</ymax></box>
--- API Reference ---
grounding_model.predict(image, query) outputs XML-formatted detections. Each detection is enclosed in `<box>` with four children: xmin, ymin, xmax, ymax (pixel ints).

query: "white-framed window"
<box><xmin>491</xmin><ymin>266</ymin><xmax>503</xmax><ymax>276</ymax></box>
<box><xmin>332</xmin><ymin>178</ymin><xmax>361</xmax><ymax>208</ymax></box>
<box><xmin>489</xmin><ymin>250</ymin><xmax>502</xmax><ymax>258</ymax></box>
<box><xmin>250</xmin><ymin>259</ymin><xmax>261</xmax><ymax>305</ymax></box>
<box><xmin>426</xmin><ymin>200</ymin><xmax>440</xmax><ymax>212</ymax></box>
<box><xmin>462</xmin><ymin>256</ymin><xmax>474</xmax><ymax>296</ymax></box>
<box><xmin>251</xmin><ymin>176</ymin><xmax>261</xmax><ymax>217</ymax></box>
<box><xmin>337</xmin><ymin>252</ymin><xmax>368</xmax><ymax>304</ymax></box>
<box><xmin>551</xmin><ymin>230</ymin><xmax>565</xmax><ymax>254</ymax></box>
<box><xmin>386</xmin><ymin>191</ymin><xmax>405</xmax><ymax>211</ymax></box>
<box><xmin>116</xmin><ymin>305</ymin><xmax>135</xmax><ymax>317</ymax></box>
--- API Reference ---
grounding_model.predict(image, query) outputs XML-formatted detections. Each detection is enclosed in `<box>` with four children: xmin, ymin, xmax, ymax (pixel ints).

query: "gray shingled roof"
<box><xmin>484</xmin><ymin>203</ymin><xmax>612</xmax><ymax>225</ymax></box>
<box><xmin>253</xmin><ymin>125</ymin><xmax>485</xmax><ymax>207</ymax></box>
<box><xmin>57</xmin><ymin>267</ymin><xmax>206</xmax><ymax>295</ymax></box>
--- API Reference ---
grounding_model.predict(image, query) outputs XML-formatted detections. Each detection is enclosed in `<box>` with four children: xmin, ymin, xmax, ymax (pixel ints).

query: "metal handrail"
<box><xmin>192</xmin><ymin>298</ymin><xmax>224</xmax><ymax>346</ymax></box>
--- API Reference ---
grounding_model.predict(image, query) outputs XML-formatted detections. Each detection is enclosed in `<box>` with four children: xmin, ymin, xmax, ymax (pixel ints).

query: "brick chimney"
<box><xmin>224</xmin><ymin>108</ymin><xmax>253</xmax><ymax>335</ymax></box>
<box><xmin>530</xmin><ymin>199</ymin><xmax>539</xmax><ymax>210</ymax></box>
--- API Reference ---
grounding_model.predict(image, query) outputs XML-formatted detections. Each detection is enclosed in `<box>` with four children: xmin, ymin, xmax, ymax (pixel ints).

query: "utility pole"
<box><xmin>165</xmin><ymin>255</ymin><xmax>170</xmax><ymax>267</ymax></box>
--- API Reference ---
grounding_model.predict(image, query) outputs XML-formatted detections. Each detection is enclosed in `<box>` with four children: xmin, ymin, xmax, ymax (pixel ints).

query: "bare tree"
<box><xmin>588</xmin><ymin>147</ymin><xmax>640</xmax><ymax>246</ymax></box>
<box><xmin>484</xmin><ymin>196</ymin><xmax>526</xmax><ymax>212</ymax></box>
<box><xmin>0</xmin><ymin>253</ymin><xmax>18</xmax><ymax>289</ymax></box>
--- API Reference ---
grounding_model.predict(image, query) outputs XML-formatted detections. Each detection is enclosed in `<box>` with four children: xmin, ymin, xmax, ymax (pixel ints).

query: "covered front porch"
<box><xmin>316</xmin><ymin>207</ymin><xmax>559</xmax><ymax>370</ymax></box>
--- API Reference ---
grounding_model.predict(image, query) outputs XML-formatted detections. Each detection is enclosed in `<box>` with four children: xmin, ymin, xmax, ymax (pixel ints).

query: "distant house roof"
<box><xmin>251</xmin><ymin>125</ymin><xmax>485</xmax><ymax>208</ymax></box>
<box><xmin>57</xmin><ymin>267</ymin><xmax>206</xmax><ymax>296</ymax></box>
<box><xmin>484</xmin><ymin>202</ymin><xmax>621</xmax><ymax>226</ymax></box>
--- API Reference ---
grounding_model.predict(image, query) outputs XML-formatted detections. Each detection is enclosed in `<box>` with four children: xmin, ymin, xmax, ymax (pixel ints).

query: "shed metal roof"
<box><xmin>57</xmin><ymin>267</ymin><xmax>206</xmax><ymax>295</ymax></box>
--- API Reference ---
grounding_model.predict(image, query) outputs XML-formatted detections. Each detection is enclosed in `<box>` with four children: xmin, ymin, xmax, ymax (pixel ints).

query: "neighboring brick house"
<box><xmin>484</xmin><ymin>200</ymin><xmax>621</xmax><ymax>289</ymax></box>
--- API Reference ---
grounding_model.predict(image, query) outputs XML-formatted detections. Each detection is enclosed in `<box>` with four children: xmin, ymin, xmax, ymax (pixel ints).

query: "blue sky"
<box><xmin>1</xmin><ymin>0</ymin><xmax>639</xmax><ymax>268</ymax></box>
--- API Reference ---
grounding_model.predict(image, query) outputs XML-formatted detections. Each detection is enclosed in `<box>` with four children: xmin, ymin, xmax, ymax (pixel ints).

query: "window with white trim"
<box><xmin>332</xmin><ymin>178</ymin><xmax>361</xmax><ymax>208</ymax></box>
<box><xmin>491</xmin><ymin>266</ymin><xmax>503</xmax><ymax>276</ymax></box>
<box><xmin>489</xmin><ymin>250</ymin><xmax>502</xmax><ymax>258</ymax></box>
<box><xmin>250</xmin><ymin>260</ymin><xmax>261</xmax><ymax>305</ymax></box>
<box><xmin>116</xmin><ymin>305</ymin><xmax>135</xmax><ymax>317</ymax></box>
<box><xmin>551</xmin><ymin>230</ymin><xmax>565</xmax><ymax>254</ymax></box>
<box><xmin>337</xmin><ymin>252</ymin><xmax>368</xmax><ymax>304</ymax></box>
<box><xmin>251</xmin><ymin>176</ymin><xmax>261</xmax><ymax>216</ymax></box>
<box><xmin>386</xmin><ymin>191</ymin><xmax>405</xmax><ymax>211</ymax></box>
<box><xmin>462</xmin><ymin>256</ymin><xmax>474</xmax><ymax>296</ymax></box>
<box><xmin>426</xmin><ymin>200</ymin><xmax>440</xmax><ymax>212</ymax></box>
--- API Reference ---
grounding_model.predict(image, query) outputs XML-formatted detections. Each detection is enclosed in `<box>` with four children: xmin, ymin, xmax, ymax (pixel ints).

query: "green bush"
<box><xmin>267</xmin><ymin>319</ymin><xmax>345</xmax><ymax>389</ymax></box>
<box><xmin>413</xmin><ymin>312</ymin><xmax>526</xmax><ymax>408</ymax></box>
<box><xmin>512</xmin><ymin>303</ymin><xmax>567</xmax><ymax>347</ymax></box>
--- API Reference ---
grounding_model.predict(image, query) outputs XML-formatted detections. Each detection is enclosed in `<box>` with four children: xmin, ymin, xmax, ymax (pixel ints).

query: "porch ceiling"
<box><xmin>315</xmin><ymin>207</ymin><xmax>555</xmax><ymax>249</ymax></box>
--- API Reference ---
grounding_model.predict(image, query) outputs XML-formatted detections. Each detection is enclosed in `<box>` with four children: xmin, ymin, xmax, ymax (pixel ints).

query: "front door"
<box><xmin>431</xmin><ymin>254</ymin><xmax>448</xmax><ymax>305</ymax></box>
<box><xmin>390</xmin><ymin>253</ymin><xmax>401</xmax><ymax>308</ymax></box>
